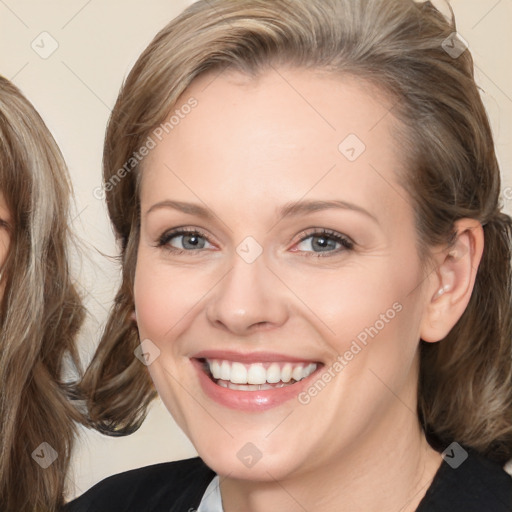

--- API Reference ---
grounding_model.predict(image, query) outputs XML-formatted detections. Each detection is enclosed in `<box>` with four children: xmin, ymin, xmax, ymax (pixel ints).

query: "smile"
<box><xmin>205</xmin><ymin>359</ymin><xmax>318</xmax><ymax>391</ymax></box>
<box><xmin>192</xmin><ymin>352</ymin><xmax>322</xmax><ymax>411</ymax></box>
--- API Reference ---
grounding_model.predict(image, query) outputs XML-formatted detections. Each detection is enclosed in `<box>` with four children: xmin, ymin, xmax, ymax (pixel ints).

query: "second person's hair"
<box><xmin>0</xmin><ymin>77</ymin><xmax>85</xmax><ymax>512</ymax></box>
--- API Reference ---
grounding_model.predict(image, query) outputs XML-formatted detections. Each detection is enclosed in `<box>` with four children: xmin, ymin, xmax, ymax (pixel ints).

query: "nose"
<box><xmin>205</xmin><ymin>254</ymin><xmax>289</xmax><ymax>336</ymax></box>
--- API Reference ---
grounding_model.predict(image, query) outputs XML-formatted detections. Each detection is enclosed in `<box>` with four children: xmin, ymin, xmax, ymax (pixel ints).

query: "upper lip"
<box><xmin>192</xmin><ymin>350</ymin><xmax>320</xmax><ymax>364</ymax></box>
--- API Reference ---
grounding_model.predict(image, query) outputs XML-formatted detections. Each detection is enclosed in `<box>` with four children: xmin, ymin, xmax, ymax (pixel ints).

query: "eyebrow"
<box><xmin>278</xmin><ymin>199</ymin><xmax>378</xmax><ymax>224</ymax></box>
<box><xmin>146</xmin><ymin>199</ymin><xmax>378</xmax><ymax>224</ymax></box>
<box><xmin>146</xmin><ymin>200</ymin><xmax>215</xmax><ymax>219</ymax></box>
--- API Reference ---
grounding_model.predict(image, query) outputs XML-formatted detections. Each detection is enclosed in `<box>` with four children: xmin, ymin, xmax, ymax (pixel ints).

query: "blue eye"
<box><xmin>295</xmin><ymin>230</ymin><xmax>354</xmax><ymax>255</ymax></box>
<box><xmin>158</xmin><ymin>229</ymin><xmax>213</xmax><ymax>252</ymax></box>
<box><xmin>156</xmin><ymin>227</ymin><xmax>354</xmax><ymax>257</ymax></box>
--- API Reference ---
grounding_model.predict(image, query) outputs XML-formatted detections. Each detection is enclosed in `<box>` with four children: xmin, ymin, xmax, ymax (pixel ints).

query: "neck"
<box><xmin>220</xmin><ymin>403</ymin><xmax>442</xmax><ymax>512</ymax></box>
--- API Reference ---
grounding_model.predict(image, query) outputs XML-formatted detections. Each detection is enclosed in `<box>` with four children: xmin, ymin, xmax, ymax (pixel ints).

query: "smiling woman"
<box><xmin>0</xmin><ymin>77</ymin><xmax>85</xmax><ymax>512</ymax></box>
<box><xmin>68</xmin><ymin>1</ymin><xmax>512</xmax><ymax>511</ymax></box>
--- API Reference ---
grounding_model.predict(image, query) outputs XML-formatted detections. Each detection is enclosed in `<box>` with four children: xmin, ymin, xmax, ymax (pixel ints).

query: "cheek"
<box><xmin>280</xmin><ymin>255</ymin><xmax>422</xmax><ymax>343</ymax></box>
<box><xmin>133</xmin><ymin>249</ymin><xmax>215</xmax><ymax>344</ymax></box>
<box><xmin>134</xmin><ymin>267</ymin><xmax>181</xmax><ymax>342</ymax></box>
<box><xmin>283</xmin><ymin>255</ymin><xmax>426</xmax><ymax>405</ymax></box>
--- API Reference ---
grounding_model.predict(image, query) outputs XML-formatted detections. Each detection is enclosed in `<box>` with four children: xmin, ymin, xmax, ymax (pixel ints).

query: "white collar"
<box><xmin>197</xmin><ymin>475</ymin><xmax>224</xmax><ymax>512</ymax></box>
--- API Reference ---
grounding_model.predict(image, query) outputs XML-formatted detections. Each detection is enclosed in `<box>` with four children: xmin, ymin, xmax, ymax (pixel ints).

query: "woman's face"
<box><xmin>0</xmin><ymin>192</ymin><xmax>11</xmax><ymax>297</ymax></box>
<box><xmin>134</xmin><ymin>68</ymin><xmax>433</xmax><ymax>480</ymax></box>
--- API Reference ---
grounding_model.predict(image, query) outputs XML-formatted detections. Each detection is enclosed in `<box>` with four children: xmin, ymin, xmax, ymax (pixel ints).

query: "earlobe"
<box><xmin>420</xmin><ymin>219</ymin><xmax>484</xmax><ymax>343</ymax></box>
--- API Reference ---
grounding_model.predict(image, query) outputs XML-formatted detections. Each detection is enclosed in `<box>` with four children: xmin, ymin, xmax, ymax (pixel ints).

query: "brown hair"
<box><xmin>0</xmin><ymin>77</ymin><xmax>85</xmax><ymax>511</ymax></box>
<box><xmin>82</xmin><ymin>0</ymin><xmax>512</xmax><ymax>463</ymax></box>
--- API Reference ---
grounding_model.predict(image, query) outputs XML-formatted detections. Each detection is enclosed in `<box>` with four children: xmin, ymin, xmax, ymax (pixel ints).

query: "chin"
<box><xmin>198</xmin><ymin>441</ymin><xmax>305</xmax><ymax>482</ymax></box>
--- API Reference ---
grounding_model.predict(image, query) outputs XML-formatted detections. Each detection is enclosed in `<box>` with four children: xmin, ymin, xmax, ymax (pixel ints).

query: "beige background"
<box><xmin>0</xmin><ymin>0</ymin><xmax>511</xmax><ymax>500</ymax></box>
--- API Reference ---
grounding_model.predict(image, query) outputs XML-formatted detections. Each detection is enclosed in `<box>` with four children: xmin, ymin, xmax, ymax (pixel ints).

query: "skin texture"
<box><xmin>133</xmin><ymin>68</ymin><xmax>484</xmax><ymax>512</ymax></box>
<box><xmin>0</xmin><ymin>193</ymin><xmax>10</xmax><ymax>298</ymax></box>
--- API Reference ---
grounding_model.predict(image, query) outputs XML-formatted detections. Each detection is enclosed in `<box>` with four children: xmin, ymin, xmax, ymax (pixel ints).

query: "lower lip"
<box><xmin>192</xmin><ymin>359</ymin><xmax>320</xmax><ymax>412</ymax></box>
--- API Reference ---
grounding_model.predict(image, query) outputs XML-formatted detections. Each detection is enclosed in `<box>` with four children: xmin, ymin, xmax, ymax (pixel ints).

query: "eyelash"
<box><xmin>157</xmin><ymin>227</ymin><xmax>354</xmax><ymax>258</ymax></box>
<box><xmin>294</xmin><ymin>228</ymin><xmax>354</xmax><ymax>257</ymax></box>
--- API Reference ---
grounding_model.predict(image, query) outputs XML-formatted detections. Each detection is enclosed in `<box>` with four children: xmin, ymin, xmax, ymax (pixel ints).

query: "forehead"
<box><xmin>140</xmin><ymin>67</ymin><xmax>410</xmax><ymax>227</ymax></box>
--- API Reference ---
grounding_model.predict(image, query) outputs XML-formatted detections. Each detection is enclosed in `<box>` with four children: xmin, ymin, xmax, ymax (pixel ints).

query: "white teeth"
<box><xmin>247</xmin><ymin>363</ymin><xmax>267</xmax><ymax>385</ymax></box>
<box><xmin>292</xmin><ymin>365</ymin><xmax>304</xmax><ymax>382</ymax></box>
<box><xmin>305</xmin><ymin>363</ymin><xmax>316</xmax><ymax>377</ymax></box>
<box><xmin>218</xmin><ymin>381</ymin><xmax>287</xmax><ymax>392</ymax></box>
<box><xmin>266</xmin><ymin>363</ymin><xmax>281</xmax><ymax>384</ymax></box>
<box><xmin>210</xmin><ymin>360</ymin><xmax>221</xmax><ymax>379</ymax></box>
<box><xmin>205</xmin><ymin>359</ymin><xmax>318</xmax><ymax>387</ymax></box>
<box><xmin>281</xmin><ymin>363</ymin><xmax>292</xmax><ymax>383</ymax></box>
<box><xmin>230</xmin><ymin>362</ymin><xmax>247</xmax><ymax>384</ymax></box>
<box><xmin>220</xmin><ymin>360</ymin><xmax>231</xmax><ymax>381</ymax></box>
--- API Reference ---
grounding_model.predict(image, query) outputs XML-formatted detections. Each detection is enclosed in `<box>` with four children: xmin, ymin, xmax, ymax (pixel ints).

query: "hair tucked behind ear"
<box><xmin>0</xmin><ymin>77</ymin><xmax>85</xmax><ymax>511</ymax></box>
<box><xmin>82</xmin><ymin>0</ymin><xmax>512</xmax><ymax>464</ymax></box>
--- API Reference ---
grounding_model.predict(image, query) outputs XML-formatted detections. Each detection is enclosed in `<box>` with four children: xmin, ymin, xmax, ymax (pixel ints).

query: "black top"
<box><xmin>65</xmin><ymin>451</ymin><xmax>512</xmax><ymax>511</ymax></box>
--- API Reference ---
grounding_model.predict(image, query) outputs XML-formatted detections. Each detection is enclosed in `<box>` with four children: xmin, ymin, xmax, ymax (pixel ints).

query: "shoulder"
<box><xmin>417</xmin><ymin>449</ymin><xmax>512</xmax><ymax>512</ymax></box>
<box><xmin>64</xmin><ymin>457</ymin><xmax>215</xmax><ymax>512</ymax></box>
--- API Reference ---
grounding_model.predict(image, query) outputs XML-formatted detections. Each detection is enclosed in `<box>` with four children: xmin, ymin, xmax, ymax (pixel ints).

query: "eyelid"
<box><xmin>156</xmin><ymin>226</ymin><xmax>217</xmax><ymax>255</ymax></box>
<box><xmin>155</xmin><ymin>226</ymin><xmax>354</xmax><ymax>256</ymax></box>
<box><xmin>296</xmin><ymin>227</ymin><xmax>353</xmax><ymax>241</ymax></box>
<box><xmin>294</xmin><ymin>228</ymin><xmax>356</xmax><ymax>257</ymax></box>
<box><xmin>157</xmin><ymin>226</ymin><xmax>210</xmax><ymax>243</ymax></box>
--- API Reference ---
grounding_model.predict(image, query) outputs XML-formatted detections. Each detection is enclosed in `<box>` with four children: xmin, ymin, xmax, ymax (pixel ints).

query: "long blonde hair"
<box><xmin>0</xmin><ymin>77</ymin><xmax>85</xmax><ymax>511</ymax></box>
<box><xmin>83</xmin><ymin>0</ymin><xmax>512</xmax><ymax>463</ymax></box>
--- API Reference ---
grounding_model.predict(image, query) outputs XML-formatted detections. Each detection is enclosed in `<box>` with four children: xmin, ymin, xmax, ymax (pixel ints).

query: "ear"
<box><xmin>131</xmin><ymin>309</ymin><xmax>138</xmax><ymax>323</ymax></box>
<box><xmin>420</xmin><ymin>219</ymin><xmax>484</xmax><ymax>343</ymax></box>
